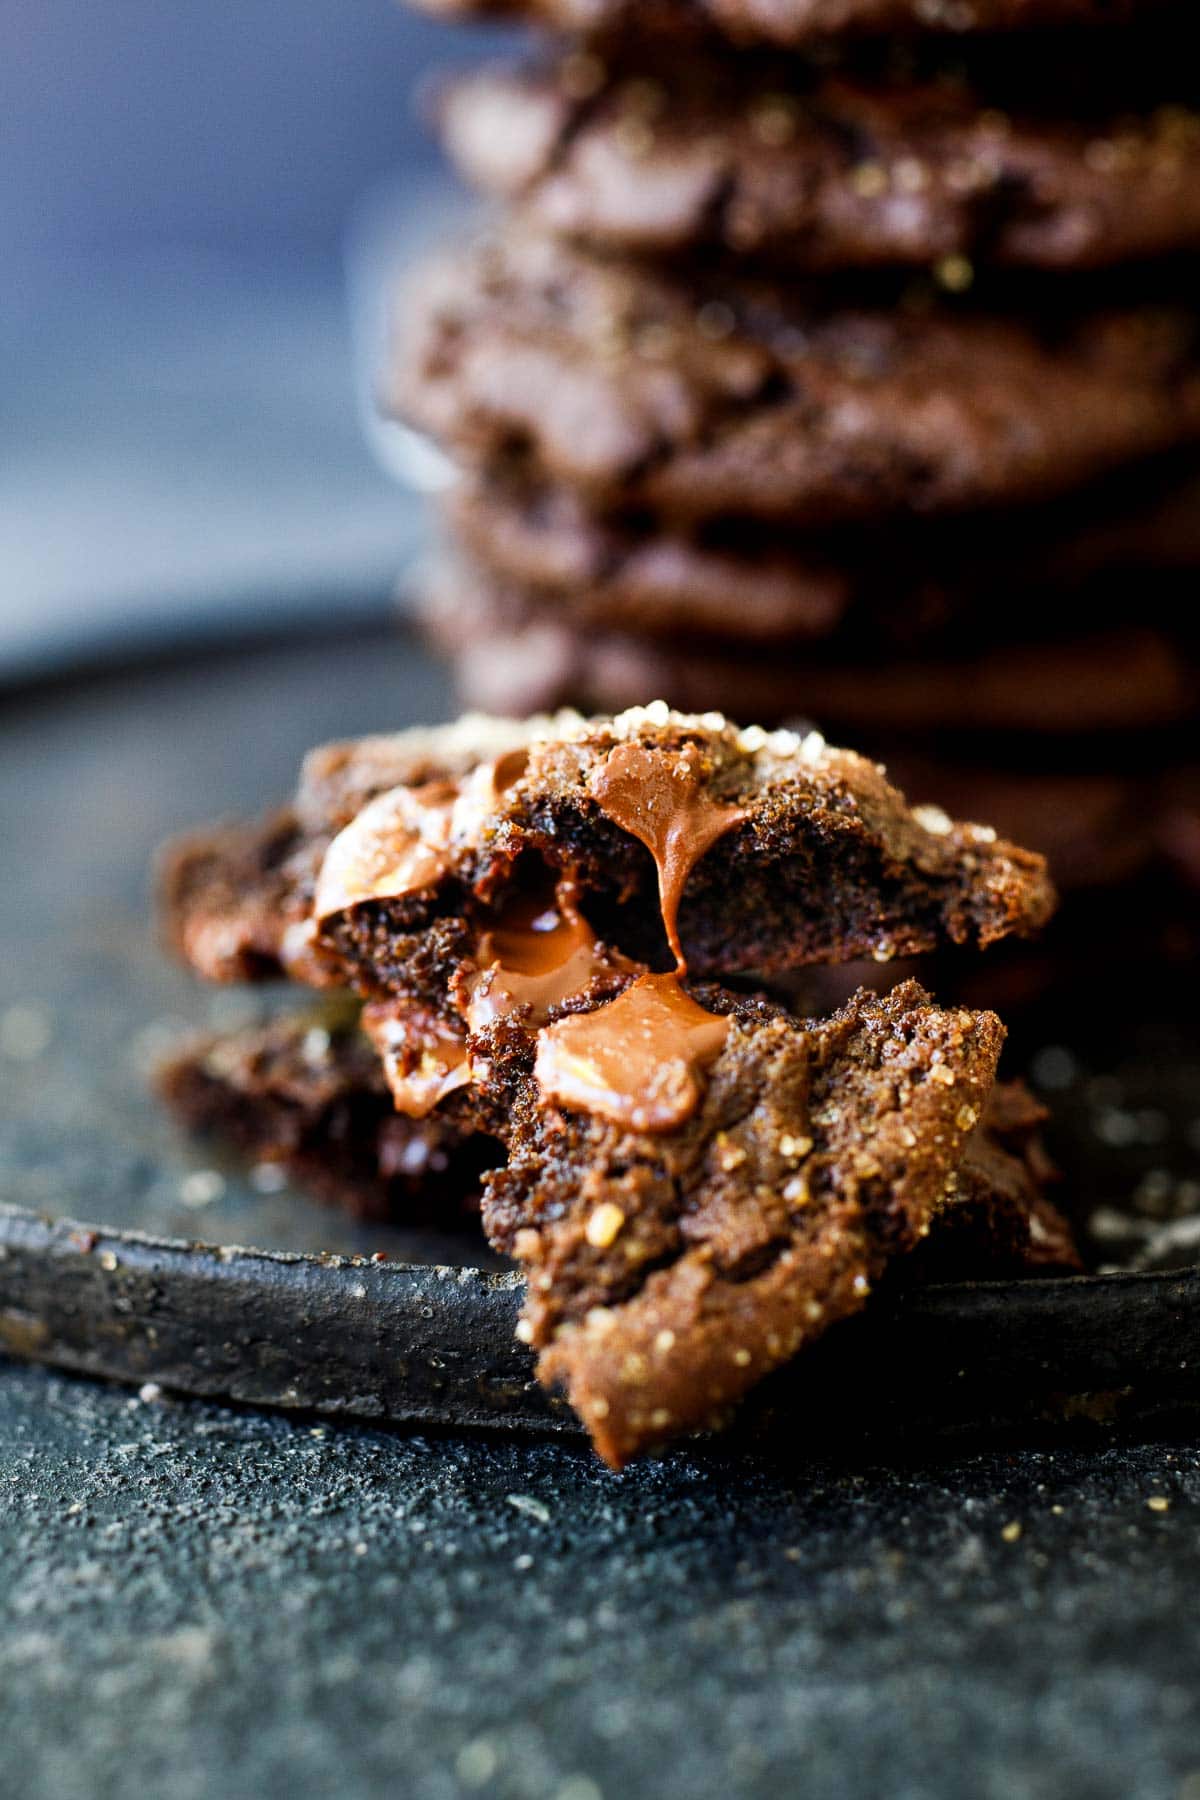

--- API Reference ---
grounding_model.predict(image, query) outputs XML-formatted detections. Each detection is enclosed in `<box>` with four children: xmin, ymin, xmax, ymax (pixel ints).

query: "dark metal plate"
<box><xmin>2</xmin><ymin>623</ymin><xmax>1198</xmax><ymax>1443</ymax></box>
<box><xmin>6</xmin><ymin>1201</ymin><xmax>1200</xmax><ymax>1444</ymax></box>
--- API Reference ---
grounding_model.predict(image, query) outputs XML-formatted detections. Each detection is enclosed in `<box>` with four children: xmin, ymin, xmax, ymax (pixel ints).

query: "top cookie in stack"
<box><xmin>387</xmin><ymin>0</ymin><xmax>1200</xmax><ymax>1002</ymax></box>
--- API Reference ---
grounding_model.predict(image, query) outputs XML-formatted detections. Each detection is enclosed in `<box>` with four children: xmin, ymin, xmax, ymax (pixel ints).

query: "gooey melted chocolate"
<box><xmin>361</xmin><ymin>998</ymin><xmax>471</xmax><ymax>1119</ymax></box>
<box><xmin>314</xmin><ymin>779</ymin><xmax>459</xmax><ymax>923</ymax></box>
<box><xmin>587</xmin><ymin>742</ymin><xmax>749</xmax><ymax>969</ymax></box>
<box><xmin>315</xmin><ymin>752</ymin><xmax>531</xmax><ymax>1114</ymax></box>
<box><xmin>311</xmin><ymin>737</ymin><xmax>749</xmax><ymax>1133</ymax></box>
<box><xmin>532</xmin><ymin>972</ymin><xmax>730</xmax><ymax>1132</ymax></box>
<box><xmin>313</xmin><ymin>752</ymin><xmax>526</xmax><ymax>924</ymax></box>
<box><xmin>464</xmin><ymin>884</ymin><xmax>619</xmax><ymax>1034</ymax></box>
<box><xmin>534</xmin><ymin>741</ymin><xmax>748</xmax><ymax>1132</ymax></box>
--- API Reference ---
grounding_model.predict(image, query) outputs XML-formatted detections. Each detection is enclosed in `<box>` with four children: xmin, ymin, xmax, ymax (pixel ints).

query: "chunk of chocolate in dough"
<box><xmin>156</xmin><ymin>1006</ymin><xmax>498</xmax><ymax>1224</ymax></box>
<box><xmin>481</xmin><ymin>978</ymin><xmax>1006</xmax><ymax>1466</ymax></box>
<box><xmin>158</xmin><ymin>713</ymin><xmax>546</xmax><ymax>987</ymax></box>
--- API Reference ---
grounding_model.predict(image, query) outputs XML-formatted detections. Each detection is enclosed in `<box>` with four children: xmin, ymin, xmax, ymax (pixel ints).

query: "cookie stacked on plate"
<box><xmin>159</xmin><ymin>706</ymin><xmax>1080</xmax><ymax>1463</ymax></box>
<box><xmin>387</xmin><ymin>0</ymin><xmax>1200</xmax><ymax>1001</ymax></box>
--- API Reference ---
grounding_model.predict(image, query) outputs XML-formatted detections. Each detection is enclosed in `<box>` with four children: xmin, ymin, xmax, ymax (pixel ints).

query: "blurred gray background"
<box><xmin>0</xmin><ymin>0</ymin><xmax>513</xmax><ymax>681</ymax></box>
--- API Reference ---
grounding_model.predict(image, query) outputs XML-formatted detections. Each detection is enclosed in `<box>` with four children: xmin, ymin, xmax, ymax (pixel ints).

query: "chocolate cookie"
<box><xmin>444</xmin><ymin>458</ymin><xmax>1200</xmax><ymax>647</ymax></box>
<box><xmin>405</xmin><ymin>0</ymin><xmax>1178</xmax><ymax>49</ymax></box>
<box><xmin>158</xmin><ymin>1003</ymin><xmax>1077</xmax><ymax>1277</ymax></box>
<box><xmin>156</xmin><ymin>989</ymin><xmax>1080</xmax><ymax>1463</ymax></box>
<box><xmin>156</xmin><ymin>1006</ymin><xmax>497</xmax><ymax>1223</ymax></box>
<box><xmin>161</xmin><ymin>707</ymin><xmax>1054</xmax><ymax>1009</ymax></box>
<box><xmin>157</xmin><ymin>708</ymin><xmax>1063</xmax><ymax>1460</ymax></box>
<box><xmin>446</xmin><ymin>476</ymin><xmax>858</xmax><ymax>643</ymax></box>
<box><xmin>440</xmin><ymin>54</ymin><xmax>1200</xmax><ymax>271</ymax></box>
<box><xmin>392</xmin><ymin>232</ymin><xmax>1200</xmax><ymax>524</ymax></box>
<box><xmin>418</xmin><ymin>559</ymin><xmax>1197</xmax><ymax>734</ymax></box>
<box><xmin>880</xmin><ymin>758</ymin><xmax>1198</xmax><ymax>895</ymax></box>
<box><xmin>487</xmin><ymin>978</ymin><xmax>1006</xmax><ymax>1465</ymax></box>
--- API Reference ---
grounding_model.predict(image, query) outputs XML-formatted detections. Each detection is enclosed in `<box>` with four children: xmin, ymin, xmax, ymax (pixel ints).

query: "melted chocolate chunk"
<box><xmin>313</xmin><ymin>780</ymin><xmax>462</xmax><ymax>922</ymax></box>
<box><xmin>534</xmin><ymin>972</ymin><xmax>730</xmax><ymax>1131</ymax></box>
<box><xmin>360</xmin><ymin>997</ymin><xmax>472</xmax><ymax>1118</ymax></box>
<box><xmin>588</xmin><ymin>740</ymin><xmax>748</xmax><ymax>967</ymax></box>
<box><xmin>463</xmin><ymin>881</ymin><xmax>625</xmax><ymax>1032</ymax></box>
<box><xmin>534</xmin><ymin>736</ymin><xmax>750</xmax><ymax>1125</ymax></box>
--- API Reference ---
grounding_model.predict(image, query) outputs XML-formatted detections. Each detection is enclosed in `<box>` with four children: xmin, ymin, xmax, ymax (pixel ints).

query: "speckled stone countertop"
<box><xmin>6</xmin><ymin>1361</ymin><xmax>1200</xmax><ymax>1800</ymax></box>
<box><xmin>3</xmin><ymin>628</ymin><xmax>1200</xmax><ymax>1800</ymax></box>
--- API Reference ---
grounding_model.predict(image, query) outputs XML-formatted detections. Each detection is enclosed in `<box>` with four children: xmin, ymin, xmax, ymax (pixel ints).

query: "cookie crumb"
<box><xmin>180</xmin><ymin>1169</ymin><xmax>225</xmax><ymax>1208</ymax></box>
<box><xmin>507</xmin><ymin>1493</ymin><xmax>552</xmax><ymax>1523</ymax></box>
<box><xmin>586</xmin><ymin>1202</ymin><xmax>626</xmax><ymax>1247</ymax></box>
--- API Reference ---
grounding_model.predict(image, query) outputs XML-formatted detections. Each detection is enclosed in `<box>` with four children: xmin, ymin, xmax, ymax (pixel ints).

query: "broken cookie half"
<box><xmin>162</xmin><ymin>704</ymin><xmax>1052</xmax><ymax>988</ymax></box>
<box><xmin>158</xmin><ymin>704</ymin><xmax>1061</xmax><ymax>1466</ymax></box>
<box><xmin>159</xmin><ymin>1006</ymin><xmax>1073</xmax><ymax>1268</ymax></box>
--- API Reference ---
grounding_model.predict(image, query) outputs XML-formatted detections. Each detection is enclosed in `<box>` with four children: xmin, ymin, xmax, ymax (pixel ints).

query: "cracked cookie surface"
<box><xmin>440</xmin><ymin>53</ymin><xmax>1200</xmax><ymax>272</ymax></box>
<box><xmin>162</xmin><ymin>707</ymin><xmax>1055</xmax><ymax>1001</ymax></box>
<box><xmin>392</xmin><ymin>233</ymin><xmax>1200</xmax><ymax>525</ymax></box>
<box><xmin>486</xmin><ymin>979</ymin><xmax>1004</xmax><ymax>1465</ymax></box>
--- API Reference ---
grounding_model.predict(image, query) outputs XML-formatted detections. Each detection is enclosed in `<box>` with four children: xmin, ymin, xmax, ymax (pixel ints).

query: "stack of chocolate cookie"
<box><xmin>385</xmin><ymin>0</ymin><xmax>1200</xmax><ymax>1002</ymax></box>
<box><xmin>159</xmin><ymin>705</ymin><xmax>1079</xmax><ymax>1464</ymax></box>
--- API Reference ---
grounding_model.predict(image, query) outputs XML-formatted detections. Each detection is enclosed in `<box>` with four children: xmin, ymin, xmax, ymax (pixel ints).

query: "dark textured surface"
<box><xmin>0</xmin><ymin>625</ymin><xmax>463</xmax><ymax>1261</ymax></box>
<box><xmin>4</xmin><ymin>627</ymin><xmax>1200</xmax><ymax>1797</ymax></box>
<box><xmin>7</xmin><ymin>1358</ymin><xmax>1200</xmax><ymax>1800</ymax></box>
